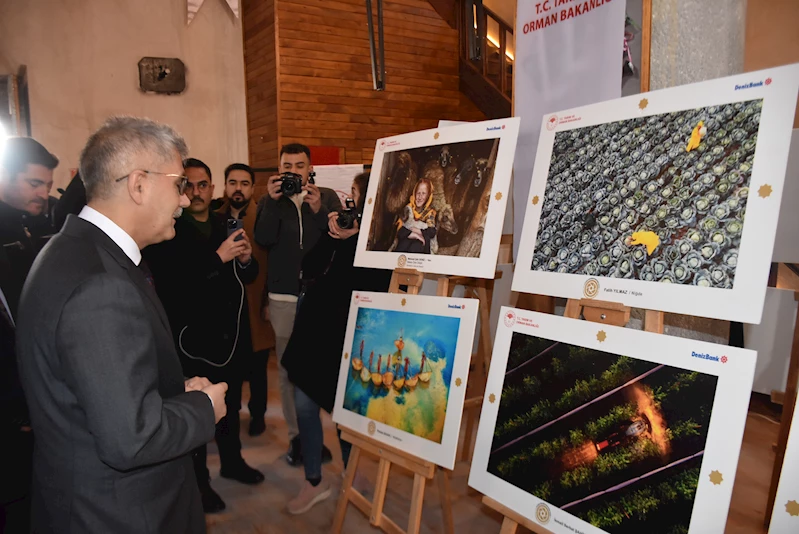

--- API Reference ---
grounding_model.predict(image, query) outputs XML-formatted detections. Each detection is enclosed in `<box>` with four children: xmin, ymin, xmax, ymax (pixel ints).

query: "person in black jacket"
<box><xmin>0</xmin><ymin>281</ymin><xmax>32</xmax><ymax>534</ymax></box>
<box><xmin>0</xmin><ymin>136</ymin><xmax>58</xmax><ymax>531</ymax></box>
<box><xmin>143</xmin><ymin>158</ymin><xmax>264</xmax><ymax>514</ymax></box>
<box><xmin>0</xmin><ymin>136</ymin><xmax>59</xmax><ymax>318</ymax></box>
<box><xmin>282</xmin><ymin>172</ymin><xmax>391</xmax><ymax>515</ymax></box>
<box><xmin>254</xmin><ymin>143</ymin><xmax>340</xmax><ymax>466</ymax></box>
<box><xmin>52</xmin><ymin>172</ymin><xmax>88</xmax><ymax>231</ymax></box>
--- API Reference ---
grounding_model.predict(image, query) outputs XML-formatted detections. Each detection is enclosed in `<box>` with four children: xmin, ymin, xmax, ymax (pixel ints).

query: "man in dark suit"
<box><xmin>16</xmin><ymin>116</ymin><xmax>228</xmax><ymax>534</ymax></box>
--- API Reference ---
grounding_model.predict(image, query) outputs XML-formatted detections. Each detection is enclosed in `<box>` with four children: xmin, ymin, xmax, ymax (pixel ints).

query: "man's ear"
<box><xmin>127</xmin><ymin>170</ymin><xmax>147</xmax><ymax>205</ymax></box>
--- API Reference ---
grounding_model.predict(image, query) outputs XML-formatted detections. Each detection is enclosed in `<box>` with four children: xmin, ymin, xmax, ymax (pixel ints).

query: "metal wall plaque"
<box><xmin>138</xmin><ymin>57</ymin><xmax>186</xmax><ymax>95</ymax></box>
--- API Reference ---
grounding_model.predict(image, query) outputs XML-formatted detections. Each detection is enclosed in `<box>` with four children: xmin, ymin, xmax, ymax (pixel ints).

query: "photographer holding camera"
<box><xmin>254</xmin><ymin>143</ymin><xmax>340</xmax><ymax>466</ymax></box>
<box><xmin>281</xmin><ymin>172</ymin><xmax>390</xmax><ymax>514</ymax></box>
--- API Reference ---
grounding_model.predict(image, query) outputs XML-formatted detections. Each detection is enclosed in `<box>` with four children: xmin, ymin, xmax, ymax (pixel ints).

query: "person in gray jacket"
<box><xmin>254</xmin><ymin>143</ymin><xmax>340</xmax><ymax>465</ymax></box>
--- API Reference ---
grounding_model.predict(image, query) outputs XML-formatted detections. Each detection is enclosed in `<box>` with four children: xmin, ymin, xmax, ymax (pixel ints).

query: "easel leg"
<box><xmin>477</xmin><ymin>285</ymin><xmax>493</xmax><ymax>372</ymax></box>
<box><xmin>437</xmin><ymin>469</ymin><xmax>455</xmax><ymax>534</ymax></box>
<box><xmin>407</xmin><ymin>473</ymin><xmax>427</xmax><ymax>534</ymax></box>
<box><xmin>499</xmin><ymin>517</ymin><xmax>520</xmax><ymax>534</ymax></box>
<box><xmin>332</xmin><ymin>445</ymin><xmax>361</xmax><ymax>533</ymax></box>
<box><xmin>644</xmin><ymin>309</ymin><xmax>665</xmax><ymax>334</ymax></box>
<box><xmin>371</xmin><ymin>458</ymin><xmax>392</xmax><ymax>526</ymax></box>
<box><xmin>765</xmin><ymin>291</ymin><xmax>799</xmax><ymax>526</ymax></box>
<box><xmin>564</xmin><ymin>299</ymin><xmax>581</xmax><ymax>319</ymax></box>
<box><xmin>437</xmin><ymin>276</ymin><xmax>450</xmax><ymax>296</ymax></box>
<box><xmin>461</xmin><ymin>408</ymin><xmax>476</xmax><ymax>463</ymax></box>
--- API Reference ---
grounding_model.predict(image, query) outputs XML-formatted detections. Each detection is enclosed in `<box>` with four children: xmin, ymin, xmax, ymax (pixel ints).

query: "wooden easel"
<box><xmin>764</xmin><ymin>289</ymin><xmax>799</xmax><ymax>527</ymax></box>
<box><xmin>481</xmin><ymin>297</ymin><xmax>665</xmax><ymax>533</ymax></box>
<box><xmin>333</xmin><ymin>267</ymin><xmax>498</xmax><ymax>534</ymax></box>
<box><xmin>437</xmin><ymin>272</ymin><xmax>502</xmax><ymax>463</ymax></box>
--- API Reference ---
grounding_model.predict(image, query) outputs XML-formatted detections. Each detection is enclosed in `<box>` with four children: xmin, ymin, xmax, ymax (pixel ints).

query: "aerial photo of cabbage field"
<box><xmin>488</xmin><ymin>333</ymin><xmax>719</xmax><ymax>534</ymax></box>
<box><xmin>532</xmin><ymin>99</ymin><xmax>763</xmax><ymax>289</ymax></box>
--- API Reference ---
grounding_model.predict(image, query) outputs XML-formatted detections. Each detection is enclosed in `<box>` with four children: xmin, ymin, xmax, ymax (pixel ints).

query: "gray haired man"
<box><xmin>16</xmin><ymin>117</ymin><xmax>227</xmax><ymax>534</ymax></box>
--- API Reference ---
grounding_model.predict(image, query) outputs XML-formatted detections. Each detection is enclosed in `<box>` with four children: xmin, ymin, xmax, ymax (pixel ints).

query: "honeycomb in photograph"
<box><xmin>532</xmin><ymin>99</ymin><xmax>763</xmax><ymax>288</ymax></box>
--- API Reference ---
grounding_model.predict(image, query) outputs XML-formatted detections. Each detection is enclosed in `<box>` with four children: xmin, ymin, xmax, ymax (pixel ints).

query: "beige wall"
<box><xmin>0</xmin><ymin>0</ymin><xmax>248</xmax><ymax>191</ymax></box>
<box><xmin>650</xmin><ymin>0</ymin><xmax>746</xmax><ymax>91</ymax></box>
<box><xmin>744</xmin><ymin>0</ymin><xmax>799</xmax><ymax>128</ymax></box>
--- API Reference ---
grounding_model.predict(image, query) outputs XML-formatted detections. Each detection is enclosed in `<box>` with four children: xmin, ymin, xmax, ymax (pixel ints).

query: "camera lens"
<box><xmin>280</xmin><ymin>173</ymin><xmax>302</xmax><ymax>196</ymax></box>
<box><xmin>337</xmin><ymin>212</ymin><xmax>354</xmax><ymax>229</ymax></box>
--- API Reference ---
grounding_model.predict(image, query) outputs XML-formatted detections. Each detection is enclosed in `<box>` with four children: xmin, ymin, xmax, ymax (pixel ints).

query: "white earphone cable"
<box><xmin>179</xmin><ymin>260</ymin><xmax>244</xmax><ymax>367</ymax></box>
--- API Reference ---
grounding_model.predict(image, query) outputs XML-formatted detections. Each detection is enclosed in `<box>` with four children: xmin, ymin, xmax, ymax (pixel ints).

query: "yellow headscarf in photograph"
<box><xmin>396</xmin><ymin>179</ymin><xmax>436</xmax><ymax>231</ymax></box>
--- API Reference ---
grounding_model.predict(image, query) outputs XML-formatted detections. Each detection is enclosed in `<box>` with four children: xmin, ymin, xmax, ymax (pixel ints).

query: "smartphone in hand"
<box><xmin>227</xmin><ymin>219</ymin><xmax>244</xmax><ymax>241</ymax></box>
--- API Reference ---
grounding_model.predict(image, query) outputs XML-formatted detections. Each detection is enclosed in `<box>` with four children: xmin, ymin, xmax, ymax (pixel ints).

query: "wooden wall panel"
<box><xmin>275</xmin><ymin>0</ymin><xmax>485</xmax><ymax>164</ymax></box>
<box><xmin>243</xmin><ymin>0</ymin><xmax>280</xmax><ymax>168</ymax></box>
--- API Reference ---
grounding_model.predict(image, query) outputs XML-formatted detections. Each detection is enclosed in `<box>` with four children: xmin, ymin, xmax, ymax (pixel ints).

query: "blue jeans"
<box><xmin>294</xmin><ymin>387</ymin><xmax>352</xmax><ymax>482</ymax></box>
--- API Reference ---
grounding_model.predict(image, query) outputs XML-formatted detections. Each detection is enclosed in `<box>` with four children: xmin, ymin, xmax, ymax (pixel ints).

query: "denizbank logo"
<box><xmin>735</xmin><ymin>77</ymin><xmax>771</xmax><ymax>90</ymax></box>
<box><xmin>692</xmin><ymin>351</ymin><xmax>728</xmax><ymax>364</ymax></box>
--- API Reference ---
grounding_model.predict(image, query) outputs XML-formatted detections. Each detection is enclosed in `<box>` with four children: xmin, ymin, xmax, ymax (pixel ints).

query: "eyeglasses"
<box><xmin>116</xmin><ymin>170</ymin><xmax>188</xmax><ymax>195</ymax></box>
<box><xmin>185</xmin><ymin>181</ymin><xmax>210</xmax><ymax>192</ymax></box>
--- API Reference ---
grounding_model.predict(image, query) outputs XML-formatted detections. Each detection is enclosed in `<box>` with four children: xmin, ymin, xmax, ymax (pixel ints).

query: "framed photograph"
<box><xmin>332</xmin><ymin>292</ymin><xmax>479</xmax><ymax>469</ymax></box>
<box><xmin>354</xmin><ymin>118</ymin><xmax>520</xmax><ymax>278</ymax></box>
<box><xmin>513</xmin><ymin>64</ymin><xmax>799</xmax><ymax>323</ymax></box>
<box><xmin>469</xmin><ymin>308</ymin><xmax>756</xmax><ymax>534</ymax></box>
<box><xmin>770</xmin><ymin>391</ymin><xmax>799</xmax><ymax>531</ymax></box>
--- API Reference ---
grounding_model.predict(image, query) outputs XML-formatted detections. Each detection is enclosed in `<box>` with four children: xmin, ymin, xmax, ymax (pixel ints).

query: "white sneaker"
<box><xmin>287</xmin><ymin>479</ymin><xmax>332</xmax><ymax>515</ymax></box>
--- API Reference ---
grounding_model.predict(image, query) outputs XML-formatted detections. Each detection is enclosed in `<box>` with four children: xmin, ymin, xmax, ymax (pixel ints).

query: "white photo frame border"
<box><xmin>512</xmin><ymin>64</ymin><xmax>799</xmax><ymax>324</ymax></box>
<box><xmin>355</xmin><ymin>118</ymin><xmax>520</xmax><ymax>279</ymax></box>
<box><xmin>469</xmin><ymin>307</ymin><xmax>756</xmax><ymax>534</ymax></box>
<box><xmin>332</xmin><ymin>292</ymin><xmax>479</xmax><ymax>469</ymax></box>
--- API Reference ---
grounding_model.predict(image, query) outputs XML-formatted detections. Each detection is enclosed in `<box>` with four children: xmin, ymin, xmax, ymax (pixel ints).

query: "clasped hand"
<box><xmin>185</xmin><ymin>377</ymin><xmax>228</xmax><ymax>424</ymax></box>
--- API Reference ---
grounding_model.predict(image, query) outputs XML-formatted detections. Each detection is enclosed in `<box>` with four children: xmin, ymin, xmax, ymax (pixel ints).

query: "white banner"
<box><xmin>312</xmin><ymin>164</ymin><xmax>365</xmax><ymax>207</ymax></box>
<box><xmin>513</xmin><ymin>0</ymin><xmax>625</xmax><ymax>257</ymax></box>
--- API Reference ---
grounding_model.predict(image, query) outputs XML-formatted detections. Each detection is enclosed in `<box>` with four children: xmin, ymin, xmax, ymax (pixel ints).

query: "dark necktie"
<box><xmin>139</xmin><ymin>259</ymin><xmax>156</xmax><ymax>289</ymax></box>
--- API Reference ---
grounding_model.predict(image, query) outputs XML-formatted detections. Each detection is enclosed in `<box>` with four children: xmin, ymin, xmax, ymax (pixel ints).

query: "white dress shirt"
<box><xmin>78</xmin><ymin>206</ymin><xmax>142</xmax><ymax>266</ymax></box>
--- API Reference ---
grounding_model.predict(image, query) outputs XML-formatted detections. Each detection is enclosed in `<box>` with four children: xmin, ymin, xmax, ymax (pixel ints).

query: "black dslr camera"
<box><xmin>279</xmin><ymin>172</ymin><xmax>303</xmax><ymax>196</ymax></box>
<box><xmin>336</xmin><ymin>198</ymin><xmax>361</xmax><ymax>230</ymax></box>
<box><xmin>279</xmin><ymin>171</ymin><xmax>315</xmax><ymax>196</ymax></box>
